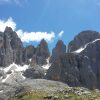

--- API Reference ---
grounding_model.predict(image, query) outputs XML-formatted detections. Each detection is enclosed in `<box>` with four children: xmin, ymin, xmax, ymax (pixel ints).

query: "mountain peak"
<box><xmin>68</xmin><ymin>30</ymin><xmax>100</xmax><ymax>52</ymax></box>
<box><xmin>50</xmin><ymin>40</ymin><xmax>66</xmax><ymax>62</ymax></box>
<box><xmin>4</xmin><ymin>26</ymin><xmax>13</xmax><ymax>33</ymax></box>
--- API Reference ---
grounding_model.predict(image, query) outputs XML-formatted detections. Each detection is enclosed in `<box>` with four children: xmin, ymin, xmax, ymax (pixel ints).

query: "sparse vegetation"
<box><xmin>13</xmin><ymin>87</ymin><xmax>100</xmax><ymax>100</ymax></box>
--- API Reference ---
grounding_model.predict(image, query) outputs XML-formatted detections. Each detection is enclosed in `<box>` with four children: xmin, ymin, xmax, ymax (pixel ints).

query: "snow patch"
<box><xmin>41</xmin><ymin>57</ymin><xmax>51</xmax><ymax>70</ymax></box>
<box><xmin>3</xmin><ymin>63</ymin><xmax>29</xmax><ymax>73</ymax></box>
<box><xmin>73</xmin><ymin>39</ymin><xmax>100</xmax><ymax>53</ymax></box>
<box><xmin>0</xmin><ymin>90</ymin><xmax>3</xmax><ymax>93</ymax></box>
<box><xmin>20</xmin><ymin>73</ymin><xmax>26</xmax><ymax>79</ymax></box>
<box><xmin>2</xmin><ymin>74</ymin><xmax>11</xmax><ymax>83</ymax></box>
<box><xmin>73</xmin><ymin>48</ymin><xmax>85</xmax><ymax>53</ymax></box>
<box><xmin>29</xmin><ymin>58</ymin><xmax>32</xmax><ymax>62</ymax></box>
<box><xmin>2</xmin><ymin>71</ymin><xmax>26</xmax><ymax>83</ymax></box>
<box><xmin>42</xmin><ymin>64</ymin><xmax>51</xmax><ymax>70</ymax></box>
<box><xmin>15</xmin><ymin>65</ymin><xmax>29</xmax><ymax>72</ymax></box>
<box><xmin>1</xmin><ymin>63</ymin><xmax>28</xmax><ymax>83</ymax></box>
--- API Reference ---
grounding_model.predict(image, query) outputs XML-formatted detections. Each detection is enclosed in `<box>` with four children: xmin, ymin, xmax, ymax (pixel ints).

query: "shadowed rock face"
<box><xmin>25</xmin><ymin>45</ymin><xmax>35</xmax><ymax>59</ymax></box>
<box><xmin>50</xmin><ymin>40</ymin><xmax>66</xmax><ymax>62</ymax></box>
<box><xmin>23</xmin><ymin>45</ymin><xmax>35</xmax><ymax>63</ymax></box>
<box><xmin>47</xmin><ymin>53</ymin><xmax>81</xmax><ymax>87</ymax></box>
<box><xmin>46</xmin><ymin>31</ymin><xmax>100</xmax><ymax>89</ymax></box>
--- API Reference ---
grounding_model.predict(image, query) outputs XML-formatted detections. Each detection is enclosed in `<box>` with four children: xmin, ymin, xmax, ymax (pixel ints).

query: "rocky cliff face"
<box><xmin>50</xmin><ymin>40</ymin><xmax>66</xmax><ymax>62</ymax></box>
<box><xmin>46</xmin><ymin>30</ymin><xmax>100</xmax><ymax>89</ymax></box>
<box><xmin>31</xmin><ymin>39</ymin><xmax>50</xmax><ymax>66</ymax></box>
<box><xmin>68</xmin><ymin>30</ymin><xmax>100</xmax><ymax>52</ymax></box>
<box><xmin>0</xmin><ymin>27</ymin><xmax>24</xmax><ymax>67</ymax></box>
<box><xmin>1</xmin><ymin>27</ymin><xmax>100</xmax><ymax>90</ymax></box>
<box><xmin>0</xmin><ymin>27</ymin><xmax>50</xmax><ymax>68</ymax></box>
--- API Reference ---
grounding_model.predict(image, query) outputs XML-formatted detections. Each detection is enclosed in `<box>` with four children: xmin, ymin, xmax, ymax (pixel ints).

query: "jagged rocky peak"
<box><xmin>50</xmin><ymin>40</ymin><xmax>66</xmax><ymax>62</ymax></box>
<box><xmin>4</xmin><ymin>26</ymin><xmax>13</xmax><ymax>32</ymax></box>
<box><xmin>31</xmin><ymin>39</ymin><xmax>50</xmax><ymax>66</ymax></box>
<box><xmin>68</xmin><ymin>30</ymin><xmax>100</xmax><ymax>52</ymax></box>
<box><xmin>36</xmin><ymin>39</ymin><xmax>50</xmax><ymax>59</ymax></box>
<box><xmin>46</xmin><ymin>30</ymin><xmax>100</xmax><ymax>89</ymax></box>
<box><xmin>4</xmin><ymin>26</ymin><xmax>23</xmax><ymax>49</ymax></box>
<box><xmin>0</xmin><ymin>26</ymin><xmax>24</xmax><ymax>67</ymax></box>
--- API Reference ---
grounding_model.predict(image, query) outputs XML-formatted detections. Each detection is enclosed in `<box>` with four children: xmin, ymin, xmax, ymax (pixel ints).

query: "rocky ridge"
<box><xmin>0</xmin><ymin>27</ymin><xmax>100</xmax><ymax>99</ymax></box>
<box><xmin>46</xmin><ymin>30</ymin><xmax>100</xmax><ymax>89</ymax></box>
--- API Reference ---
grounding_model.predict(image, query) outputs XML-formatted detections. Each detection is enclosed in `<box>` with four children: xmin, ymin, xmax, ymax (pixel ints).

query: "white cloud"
<box><xmin>58</xmin><ymin>30</ymin><xmax>64</xmax><ymax>37</ymax></box>
<box><xmin>0</xmin><ymin>17</ymin><xmax>66</xmax><ymax>43</ymax></box>
<box><xmin>0</xmin><ymin>17</ymin><xmax>55</xmax><ymax>42</ymax></box>
<box><xmin>17</xmin><ymin>30</ymin><xmax>55</xmax><ymax>43</ymax></box>
<box><xmin>0</xmin><ymin>17</ymin><xmax>16</xmax><ymax>32</ymax></box>
<box><xmin>0</xmin><ymin>0</ymin><xmax>28</xmax><ymax>6</ymax></box>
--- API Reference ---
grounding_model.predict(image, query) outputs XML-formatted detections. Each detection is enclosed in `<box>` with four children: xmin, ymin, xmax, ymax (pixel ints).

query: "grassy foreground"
<box><xmin>13</xmin><ymin>87</ymin><xmax>100</xmax><ymax>100</ymax></box>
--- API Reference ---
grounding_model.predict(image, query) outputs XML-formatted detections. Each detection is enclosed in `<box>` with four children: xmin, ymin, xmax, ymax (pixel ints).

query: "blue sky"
<box><xmin>0</xmin><ymin>0</ymin><xmax>100</xmax><ymax>50</ymax></box>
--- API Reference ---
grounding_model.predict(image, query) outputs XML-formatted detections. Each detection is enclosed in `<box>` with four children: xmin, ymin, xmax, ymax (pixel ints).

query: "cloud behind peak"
<box><xmin>0</xmin><ymin>17</ymin><xmax>65</xmax><ymax>43</ymax></box>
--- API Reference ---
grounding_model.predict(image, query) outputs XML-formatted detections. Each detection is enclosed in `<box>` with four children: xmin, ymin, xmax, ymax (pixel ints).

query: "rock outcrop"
<box><xmin>36</xmin><ymin>39</ymin><xmax>50</xmax><ymax>59</ymax></box>
<box><xmin>0</xmin><ymin>27</ymin><xmax>50</xmax><ymax>68</ymax></box>
<box><xmin>23</xmin><ymin>39</ymin><xmax>50</xmax><ymax>79</ymax></box>
<box><xmin>24</xmin><ymin>45</ymin><xmax>35</xmax><ymax>59</ymax></box>
<box><xmin>0</xmin><ymin>27</ymin><xmax>24</xmax><ymax>67</ymax></box>
<box><xmin>1</xmin><ymin>26</ymin><xmax>100</xmax><ymax>90</ymax></box>
<box><xmin>68</xmin><ymin>30</ymin><xmax>100</xmax><ymax>52</ymax></box>
<box><xmin>46</xmin><ymin>30</ymin><xmax>100</xmax><ymax>89</ymax></box>
<box><xmin>31</xmin><ymin>39</ymin><xmax>50</xmax><ymax>66</ymax></box>
<box><xmin>50</xmin><ymin>40</ymin><xmax>66</xmax><ymax>62</ymax></box>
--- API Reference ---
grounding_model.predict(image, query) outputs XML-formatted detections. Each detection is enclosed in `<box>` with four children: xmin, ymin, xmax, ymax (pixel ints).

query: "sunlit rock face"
<box><xmin>46</xmin><ymin>31</ymin><xmax>100</xmax><ymax>89</ymax></box>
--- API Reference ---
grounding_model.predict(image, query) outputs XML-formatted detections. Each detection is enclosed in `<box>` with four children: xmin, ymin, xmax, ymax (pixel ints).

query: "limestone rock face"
<box><xmin>36</xmin><ymin>39</ymin><xmax>50</xmax><ymax>59</ymax></box>
<box><xmin>23</xmin><ymin>66</ymin><xmax>45</xmax><ymax>79</ymax></box>
<box><xmin>79</xmin><ymin>40</ymin><xmax>100</xmax><ymax>89</ymax></box>
<box><xmin>68</xmin><ymin>30</ymin><xmax>100</xmax><ymax>52</ymax></box>
<box><xmin>2</xmin><ymin>27</ymin><xmax>100</xmax><ymax>90</ymax></box>
<box><xmin>25</xmin><ymin>45</ymin><xmax>35</xmax><ymax>59</ymax></box>
<box><xmin>23</xmin><ymin>45</ymin><xmax>35</xmax><ymax>63</ymax></box>
<box><xmin>31</xmin><ymin>39</ymin><xmax>50</xmax><ymax>66</ymax></box>
<box><xmin>50</xmin><ymin>40</ymin><xmax>66</xmax><ymax>62</ymax></box>
<box><xmin>0</xmin><ymin>27</ymin><xmax>24</xmax><ymax>67</ymax></box>
<box><xmin>0</xmin><ymin>27</ymin><xmax>50</xmax><ymax>68</ymax></box>
<box><xmin>47</xmin><ymin>53</ymin><xmax>80</xmax><ymax>87</ymax></box>
<box><xmin>46</xmin><ymin>30</ymin><xmax>100</xmax><ymax>89</ymax></box>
